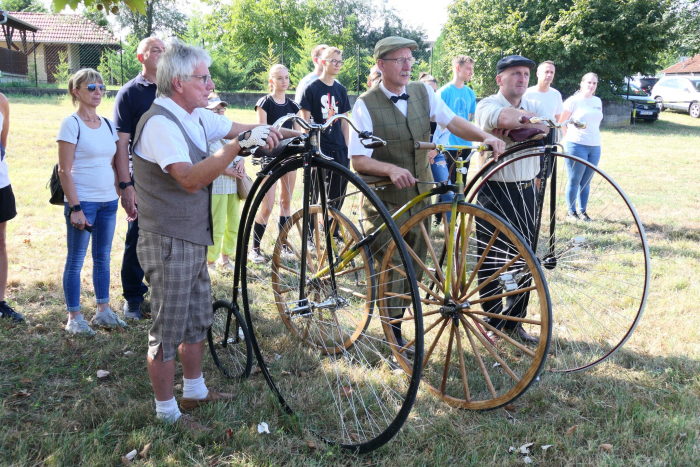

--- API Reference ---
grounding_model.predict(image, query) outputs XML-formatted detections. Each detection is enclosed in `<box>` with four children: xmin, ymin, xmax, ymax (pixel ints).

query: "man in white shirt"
<box><xmin>474</xmin><ymin>55</ymin><xmax>548</xmax><ymax>344</ymax></box>
<box><xmin>349</xmin><ymin>36</ymin><xmax>504</xmax><ymax>352</ymax></box>
<box><xmin>523</xmin><ymin>61</ymin><xmax>563</xmax><ymax>123</ymax></box>
<box><xmin>523</xmin><ymin>60</ymin><xmax>563</xmax><ymax>190</ymax></box>
<box><xmin>132</xmin><ymin>39</ymin><xmax>284</xmax><ymax>433</ymax></box>
<box><xmin>294</xmin><ymin>43</ymin><xmax>328</xmax><ymax>104</ymax></box>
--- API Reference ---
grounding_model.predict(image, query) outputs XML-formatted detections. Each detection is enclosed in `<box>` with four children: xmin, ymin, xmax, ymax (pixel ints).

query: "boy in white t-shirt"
<box><xmin>523</xmin><ymin>60</ymin><xmax>563</xmax><ymax>122</ymax></box>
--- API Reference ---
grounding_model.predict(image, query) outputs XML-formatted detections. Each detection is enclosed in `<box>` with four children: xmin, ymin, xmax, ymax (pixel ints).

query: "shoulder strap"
<box><xmin>101</xmin><ymin>117</ymin><xmax>114</xmax><ymax>136</ymax></box>
<box><xmin>72</xmin><ymin>115</ymin><xmax>81</xmax><ymax>144</ymax></box>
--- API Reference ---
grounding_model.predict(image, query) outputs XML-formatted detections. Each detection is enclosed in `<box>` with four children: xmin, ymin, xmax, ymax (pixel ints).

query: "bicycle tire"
<box><xmin>241</xmin><ymin>156</ymin><xmax>424</xmax><ymax>453</ymax></box>
<box><xmin>380</xmin><ymin>201</ymin><xmax>551</xmax><ymax>410</ymax></box>
<box><xmin>466</xmin><ymin>151</ymin><xmax>650</xmax><ymax>373</ymax></box>
<box><xmin>207</xmin><ymin>299</ymin><xmax>253</xmax><ymax>381</ymax></box>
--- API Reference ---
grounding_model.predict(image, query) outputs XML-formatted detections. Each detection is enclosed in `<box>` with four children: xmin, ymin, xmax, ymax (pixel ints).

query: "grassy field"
<box><xmin>1</xmin><ymin>93</ymin><xmax>699</xmax><ymax>466</ymax></box>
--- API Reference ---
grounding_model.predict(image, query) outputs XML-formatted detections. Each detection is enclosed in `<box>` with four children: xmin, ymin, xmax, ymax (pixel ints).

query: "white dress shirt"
<box><xmin>349</xmin><ymin>81</ymin><xmax>456</xmax><ymax>158</ymax></box>
<box><xmin>474</xmin><ymin>91</ymin><xmax>544</xmax><ymax>182</ymax></box>
<box><xmin>133</xmin><ymin>97</ymin><xmax>233</xmax><ymax>172</ymax></box>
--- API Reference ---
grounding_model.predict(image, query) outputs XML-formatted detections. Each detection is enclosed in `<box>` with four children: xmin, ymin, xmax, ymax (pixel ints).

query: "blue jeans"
<box><xmin>563</xmin><ymin>142</ymin><xmax>601</xmax><ymax>214</ymax></box>
<box><xmin>63</xmin><ymin>200</ymin><xmax>118</xmax><ymax>311</ymax></box>
<box><xmin>430</xmin><ymin>153</ymin><xmax>454</xmax><ymax>222</ymax></box>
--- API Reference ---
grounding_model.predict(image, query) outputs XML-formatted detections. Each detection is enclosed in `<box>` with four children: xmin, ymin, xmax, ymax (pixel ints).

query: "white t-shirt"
<box><xmin>562</xmin><ymin>95</ymin><xmax>603</xmax><ymax>146</ymax></box>
<box><xmin>133</xmin><ymin>97</ymin><xmax>233</xmax><ymax>171</ymax></box>
<box><xmin>56</xmin><ymin>114</ymin><xmax>119</xmax><ymax>202</ymax></box>
<box><xmin>349</xmin><ymin>81</ymin><xmax>456</xmax><ymax>158</ymax></box>
<box><xmin>0</xmin><ymin>110</ymin><xmax>9</xmax><ymax>189</ymax></box>
<box><xmin>295</xmin><ymin>72</ymin><xmax>320</xmax><ymax>104</ymax></box>
<box><xmin>523</xmin><ymin>86</ymin><xmax>563</xmax><ymax>120</ymax></box>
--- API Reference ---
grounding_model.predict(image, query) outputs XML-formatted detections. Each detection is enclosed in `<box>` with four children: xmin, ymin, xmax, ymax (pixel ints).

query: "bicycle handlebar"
<box><xmin>271</xmin><ymin>113</ymin><xmax>386</xmax><ymax>149</ymax></box>
<box><xmin>518</xmin><ymin>115</ymin><xmax>586</xmax><ymax>129</ymax></box>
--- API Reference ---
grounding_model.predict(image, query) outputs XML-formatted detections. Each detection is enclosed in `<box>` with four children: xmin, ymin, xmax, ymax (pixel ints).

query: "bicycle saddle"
<box><xmin>506</xmin><ymin>128</ymin><xmax>547</xmax><ymax>142</ymax></box>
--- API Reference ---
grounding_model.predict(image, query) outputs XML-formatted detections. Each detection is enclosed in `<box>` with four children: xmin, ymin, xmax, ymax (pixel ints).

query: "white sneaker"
<box><xmin>65</xmin><ymin>316</ymin><xmax>96</xmax><ymax>336</ymax></box>
<box><xmin>92</xmin><ymin>307</ymin><xmax>127</xmax><ymax>328</ymax></box>
<box><xmin>249</xmin><ymin>249</ymin><xmax>267</xmax><ymax>264</ymax></box>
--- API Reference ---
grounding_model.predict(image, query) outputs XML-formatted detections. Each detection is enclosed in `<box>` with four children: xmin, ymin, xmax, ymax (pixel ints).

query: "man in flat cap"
<box><xmin>349</xmin><ymin>36</ymin><xmax>505</xmax><ymax>351</ymax></box>
<box><xmin>473</xmin><ymin>55</ymin><xmax>549</xmax><ymax>344</ymax></box>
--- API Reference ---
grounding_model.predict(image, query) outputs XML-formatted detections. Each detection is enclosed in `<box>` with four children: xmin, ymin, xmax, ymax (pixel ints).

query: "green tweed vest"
<box><xmin>359</xmin><ymin>81</ymin><xmax>433</xmax><ymax>206</ymax></box>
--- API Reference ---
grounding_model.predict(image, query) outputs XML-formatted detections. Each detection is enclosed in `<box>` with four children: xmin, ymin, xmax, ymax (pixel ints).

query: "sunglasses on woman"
<box><xmin>84</xmin><ymin>84</ymin><xmax>106</xmax><ymax>92</ymax></box>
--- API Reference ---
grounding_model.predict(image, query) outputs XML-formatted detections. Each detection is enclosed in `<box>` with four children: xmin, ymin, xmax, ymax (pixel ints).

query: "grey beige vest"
<box><xmin>358</xmin><ymin>82</ymin><xmax>433</xmax><ymax>205</ymax></box>
<box><xmin>132</xmin><ymin>103</ymin><xmax>214</xmax><ymax>246</ymax></box>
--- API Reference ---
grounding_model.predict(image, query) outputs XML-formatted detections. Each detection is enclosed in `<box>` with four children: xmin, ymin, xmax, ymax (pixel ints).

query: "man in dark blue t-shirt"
<box><xmin>113</xmin><ymin>37</ymin><xmax>165</xmax><ymax>321</ymax></box>
<box><xmin>300</xmin><ymin>47</ymin><xmax>351</xmax><ymax>239</ymax></box>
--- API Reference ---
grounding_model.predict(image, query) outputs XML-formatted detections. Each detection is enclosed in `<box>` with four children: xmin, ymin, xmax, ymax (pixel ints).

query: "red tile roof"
<box><xmin>4</xmin><ymin>12</ymin><xmax>117</xmax><ymax>45</ymax></box>
<box><xmin>662</xmin><ymin>54</ymin><xmax>700</xmax><ymax>74</ymax></box>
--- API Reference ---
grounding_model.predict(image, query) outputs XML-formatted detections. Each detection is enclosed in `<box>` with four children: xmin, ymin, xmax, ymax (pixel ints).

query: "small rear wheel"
<box><xmin>208</xmin><ymin>299</ymin><xmax>253</xmax><ymax>380</ymax></box>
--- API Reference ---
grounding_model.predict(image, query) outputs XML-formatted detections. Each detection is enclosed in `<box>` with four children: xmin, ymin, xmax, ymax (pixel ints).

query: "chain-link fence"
<box><xmin>1</xmin><ymin>36</ymin><xmax>502</xmax><ymax>98</ymax></box>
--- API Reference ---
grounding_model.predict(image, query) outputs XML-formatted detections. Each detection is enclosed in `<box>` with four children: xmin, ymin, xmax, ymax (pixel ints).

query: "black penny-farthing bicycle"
<box><xmin>208</xmin><ymin>114</ymin><xmax>425</xmax><ymax>453</ymax></box>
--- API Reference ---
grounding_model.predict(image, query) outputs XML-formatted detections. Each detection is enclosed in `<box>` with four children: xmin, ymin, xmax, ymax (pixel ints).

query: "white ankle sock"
<box><xmin>155</xmin><ymin>397</ymin><xmax>181</xmax><ymax>423</ymax></box>
<box><xmin>183</xmin><ymin>373</ymin><xmax>208</xmax><ymax>399</ymax></box>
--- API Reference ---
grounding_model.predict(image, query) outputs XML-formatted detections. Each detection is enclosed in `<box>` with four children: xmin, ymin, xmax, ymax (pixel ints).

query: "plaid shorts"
<box><xmin>137</xmin><ymin>230</ymin><xmax>213</xmax><ymax>362</ymax></box>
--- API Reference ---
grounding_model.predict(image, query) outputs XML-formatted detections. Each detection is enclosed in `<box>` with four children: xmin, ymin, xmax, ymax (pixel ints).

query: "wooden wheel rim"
<box><xmin>378</xmin><ymin>202</ymin><xmax>551</xmax><ymax>410</ymax></box>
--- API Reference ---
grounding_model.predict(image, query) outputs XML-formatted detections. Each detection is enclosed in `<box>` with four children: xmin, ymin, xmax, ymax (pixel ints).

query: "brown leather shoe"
<box><xmin>180</xmin><ymin>390</ymin><xmax>236</xmax><ymax>411</ymax></box>
<box><xmin>505</xmin><ymin>324</ymin><xmax>539</xmax><ymax>344</ymax></box>
<box><xmin>175</xmin><ymin>414</ymin><xmax>211</xmax><ymax>435</ymax></box>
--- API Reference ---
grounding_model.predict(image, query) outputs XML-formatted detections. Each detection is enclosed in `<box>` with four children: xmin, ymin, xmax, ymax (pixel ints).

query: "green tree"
<box><xmin>443</xmin><ymin>0</ymin><xmax>673</xmax><ymax>98</ymax></box>
<box><xmin>667</xmin><ymin>0</ymin><xmax>700</xmax><ymax>60</ymax></box>
<box><xmin>53</xmin><ymin>50</ymin><xmax>71</xmax><ymax>85</ymax></box>
<box><xmin>115</xmin><ymin>0</ymin><xmax>187</xmax><ymax>40</ymax></box>
<box><xmin>256</xmin><ymin>40</ymin><xmax>281</xmax><ymax>91</ymax></box>
<box><xmin>289</xmin><ymin>24</ymin><xmax>323</xmax><ymax>91</ymax></box>
<box><xmin>1</xmin><ymin>0</ymin><xmax>47</xmax><ymax>12</ymax></box>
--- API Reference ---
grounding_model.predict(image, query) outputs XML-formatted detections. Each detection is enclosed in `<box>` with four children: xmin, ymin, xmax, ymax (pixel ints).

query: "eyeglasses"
<box><xmin>380</xmin><ymin>57</ymin><xmax>416</xmax><ymax>66</ymax></box>
<box><xmin>191</xmin><ymin>74</ymin><xmax>212</xmax><ymax>85</ymax></box>
<box><xmin>324</xmin><ymin>59</ymin><xmax>343</xmax><ymax>66</ymax></box>
<box><xmin>85</xmin><ymin>84</ymin><xmax>106</xmax><ymax>92</ymax></box>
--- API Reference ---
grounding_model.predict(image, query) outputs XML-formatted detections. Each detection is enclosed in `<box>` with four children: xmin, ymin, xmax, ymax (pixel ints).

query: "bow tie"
<box><xmin>390</xmin><ymin>93</ymin><xmax>409</xmax><ymax>103</ymax></box>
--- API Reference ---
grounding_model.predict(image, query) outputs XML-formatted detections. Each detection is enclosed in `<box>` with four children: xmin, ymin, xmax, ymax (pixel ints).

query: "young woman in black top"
<box><xmin>250</xmin><ymin>64</ymin><xmax>302</xmax><ymax>263</ymax></box>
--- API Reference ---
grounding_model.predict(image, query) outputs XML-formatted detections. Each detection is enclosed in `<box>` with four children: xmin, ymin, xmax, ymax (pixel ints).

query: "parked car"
<box><xmin>615</xmin><ymin>82</ymin><xmax>660</xmax><ymax>122</ymax></box>
<box><xmin>651</xmin><ymin>76</ymin><xmax>700</xmax><ymax>118</ymax></box>
<box><xmin>630</xmin><ymin>76</ymin><xmax>659</xmax><ymax>94</ymax></box>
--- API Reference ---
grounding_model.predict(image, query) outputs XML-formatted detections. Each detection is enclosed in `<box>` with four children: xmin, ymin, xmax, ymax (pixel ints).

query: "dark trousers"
<box><xmin>311</xmin><ymin>147</ymin><xmax>349</xmax><ymax>235</ymax></box>
<box><xmin>475</xmin><ymin>180</ymin><xmax>536</xmax><ymax>330</ymax></box>
<box><xmin>121</xmin><ymin>215</ymin><xmax>148</xmax><ymax>303</ymax></box>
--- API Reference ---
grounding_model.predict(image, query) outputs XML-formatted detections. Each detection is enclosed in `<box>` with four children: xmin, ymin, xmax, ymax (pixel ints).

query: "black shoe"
<box><xmin>123</xmin><ymin>301</ymin><xmax>142</xmax><ymax>321</ymax></box>
<box><xmin>0</xmin><ymin>301</ymin><xmax>24</xmax><ymax>322</ymax></box>
<box><xmin>578</xmin><ymin>211</ymin><xmax>592</xmax><ymax>222</ymax></box>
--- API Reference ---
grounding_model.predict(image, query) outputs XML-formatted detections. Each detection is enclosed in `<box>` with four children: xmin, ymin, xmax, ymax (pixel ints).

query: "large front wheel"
<box><xmin>241</xmin><ymin>157</ymin><xmax>423</xmax><ymax>453</ymax></box>
<box><xmin>380</xmin><ymin>202</ymin><xmax>552</xmax><ymax>410</ymax></box>
<box><xmin>467</xmin><ymin>151</ymin><xmax>650</xmax><ymax>373</ymax></box>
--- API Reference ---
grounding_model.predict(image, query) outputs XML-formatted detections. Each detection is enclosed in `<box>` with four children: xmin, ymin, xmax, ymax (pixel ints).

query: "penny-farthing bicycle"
<box><xmin>209</xmin><ymin>114</ymin><xmax>425</xmax><ymax>453</ymax></box>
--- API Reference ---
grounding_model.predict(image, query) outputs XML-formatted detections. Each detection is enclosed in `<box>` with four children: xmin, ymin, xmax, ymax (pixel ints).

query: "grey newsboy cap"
<box><xmin>374</xmin><ymin>36</ymin><xmax>418</xmax><ymax>59</ymax></box>
<box><xmin>497</xmin><ymin>55</ymin><xmax>536</xmax><ymax>74</ymax></box>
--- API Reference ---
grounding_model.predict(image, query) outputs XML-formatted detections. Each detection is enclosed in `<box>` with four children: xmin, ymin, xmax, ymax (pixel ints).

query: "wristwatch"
<box><xmin>119</xmin><ymin>181</ymin><xmax>134</xmax><ymax>190</ymax></box>
<box><xmin>70</xmin><ymin>204</ymin><xmax>82</xmax><ymax>213</ymax></box>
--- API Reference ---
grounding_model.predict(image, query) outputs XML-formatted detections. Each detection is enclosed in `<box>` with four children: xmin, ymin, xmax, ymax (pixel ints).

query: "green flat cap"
<box><xmin>374</xmin><ymin>36</ymin><xmax>418</xmax><ymax>59</ymax></box>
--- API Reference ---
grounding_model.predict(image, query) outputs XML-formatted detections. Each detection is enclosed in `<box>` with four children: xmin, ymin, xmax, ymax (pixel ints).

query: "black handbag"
<box><xmin>48</xmin><ymin>163</ymin><xmax>64</xmax><ymax>205</ymax></box>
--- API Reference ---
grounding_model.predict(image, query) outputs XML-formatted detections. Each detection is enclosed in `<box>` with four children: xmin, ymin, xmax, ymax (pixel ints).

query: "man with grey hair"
<box><xmin>132</xmin><ymin>39</ymin><xmax>285</xmax><ymax>432</ymax></box>
<box><xmin>114</xmin><ymin>36</ymin><xmax>166</xmax><ymax>321</ymax></box>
